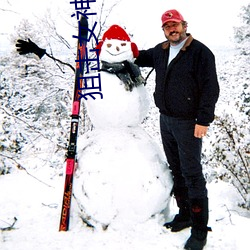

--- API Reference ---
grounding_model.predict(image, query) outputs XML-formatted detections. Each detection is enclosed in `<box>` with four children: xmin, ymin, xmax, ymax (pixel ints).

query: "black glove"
<box><xmin>16</xmin><ymin>38</ymin><xmax>46</xmax><ymax>59</ymax></box>
<box><xmin>123</xmin><ymin>61</ymin><xmax>146</xmax><ymax>86</ymax></box>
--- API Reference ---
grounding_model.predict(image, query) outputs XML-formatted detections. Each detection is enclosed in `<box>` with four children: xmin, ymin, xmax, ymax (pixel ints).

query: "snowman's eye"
<box><xmin>107</xmin><ymin>44</ymin><xmax>112</xmax><ymax>48</ymax></box>
<box><xmin>121</xmin><ymin>43</ymin><xmax>126</xmax><ymax>46</ymax></box>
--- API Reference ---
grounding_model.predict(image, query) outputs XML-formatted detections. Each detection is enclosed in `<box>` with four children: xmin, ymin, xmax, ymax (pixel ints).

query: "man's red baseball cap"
<box><xmin>161</xmin><ymin>9</ymin><xmax>185</xmax><ymax>27</ymax></box>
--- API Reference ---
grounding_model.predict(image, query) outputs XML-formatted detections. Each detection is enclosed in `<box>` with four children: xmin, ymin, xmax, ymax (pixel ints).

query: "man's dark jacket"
<box><xmin>135</xmin><ymin>34</ymin><xmax>220</xmax><ymax>126</ymax></box>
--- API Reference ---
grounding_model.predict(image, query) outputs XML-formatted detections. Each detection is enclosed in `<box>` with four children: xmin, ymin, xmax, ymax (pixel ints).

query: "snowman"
<box><xmin>73</xmin><ymin>25</ymin><xmax>173</xmax><ymax>230</ymax></box>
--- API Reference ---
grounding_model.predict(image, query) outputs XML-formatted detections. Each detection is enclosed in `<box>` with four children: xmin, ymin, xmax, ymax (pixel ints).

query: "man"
<box><xmin>135</xmin><ymin>9</ymin><xmax>219</xmax><ymax>250</ymax></box>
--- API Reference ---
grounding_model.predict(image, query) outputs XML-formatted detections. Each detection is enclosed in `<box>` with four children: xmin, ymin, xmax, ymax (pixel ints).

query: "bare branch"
<box><xmin>0</xmin><ymin>153</ymin><xmax>54</xmax><ymax>188</ymax></box>
<box><xmin>0</xmin><ymin>217</ymin><xmax>18</xmax><ymax>231</ymax></box>
<box><xmin>0</xmin><ymin>8</ymin><xmax>18</xmax><ymax>14</ymax></box>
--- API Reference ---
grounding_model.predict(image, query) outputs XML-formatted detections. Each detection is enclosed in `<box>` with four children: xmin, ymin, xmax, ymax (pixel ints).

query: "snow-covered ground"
<box><xmin>1</xmin><ymin>169</ymin><xmax>249</xmax><ymax>250</ymax></box>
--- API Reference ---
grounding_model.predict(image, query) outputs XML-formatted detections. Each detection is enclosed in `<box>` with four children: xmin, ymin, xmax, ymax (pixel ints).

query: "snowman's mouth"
<box><xmin>107</xmin><ymin>51</ymin><xmax>126</xmax><ymax>56</ymax></box>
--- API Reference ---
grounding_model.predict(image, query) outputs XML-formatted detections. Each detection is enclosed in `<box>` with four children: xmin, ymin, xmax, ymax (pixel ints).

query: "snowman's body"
<box><xmin>74</xmin><ymin>26</ymin><xmax>173</xmax><ymax>229</ymax></box>
<box><xmin>85</xmin><ymin>70</ymin><xmax>149</xmax><ymax>128</ymax></box>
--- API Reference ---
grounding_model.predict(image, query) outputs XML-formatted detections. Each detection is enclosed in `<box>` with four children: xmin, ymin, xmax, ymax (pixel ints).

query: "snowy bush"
<box><xmin>207</xmin><ymin>111</ymin><xmax>250</xmax><ymax>209</ymax></box>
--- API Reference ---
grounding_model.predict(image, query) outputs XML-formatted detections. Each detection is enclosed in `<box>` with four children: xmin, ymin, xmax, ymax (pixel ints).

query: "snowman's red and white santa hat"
<box><xmin>96</xmin><ymin>25</ymin><xmax>139</xmax><ymax>58</ymax></box>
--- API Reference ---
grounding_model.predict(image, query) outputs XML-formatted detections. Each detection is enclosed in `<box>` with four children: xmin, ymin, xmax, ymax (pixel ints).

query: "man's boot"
<box><xmin>164</xmin><ymin>195</ymin><xmax>192</xmax><ymax>232</ymax></box>
<box><xmin>184</xmin><ymin>197</ymin><xmax>211</xmax><ymax>250</ymax></box>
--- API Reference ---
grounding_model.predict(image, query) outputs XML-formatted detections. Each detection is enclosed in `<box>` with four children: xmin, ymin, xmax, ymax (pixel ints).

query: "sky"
<box><xmin>111</xmin><ymin>0</ymin><xmax>249</xmax><ymax>48</ymax></box>
<box><xmin>0</xmin><ymin>0</ymin><xmax>249</xmax><ymax>53</ymax></box>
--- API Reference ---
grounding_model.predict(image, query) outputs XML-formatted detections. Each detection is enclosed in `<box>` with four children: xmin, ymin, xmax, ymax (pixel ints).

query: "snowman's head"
<box><xmin>96</xmin><ymin>25</ymin><xmax>139</xmax><ymax>63</ymax></box>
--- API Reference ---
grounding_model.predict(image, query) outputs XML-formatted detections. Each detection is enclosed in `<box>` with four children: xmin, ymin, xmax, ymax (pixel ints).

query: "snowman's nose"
<box><xmin>116</xmin><ymin>46</ymin><xmax>120</xmax><ymax>51</ymax></box>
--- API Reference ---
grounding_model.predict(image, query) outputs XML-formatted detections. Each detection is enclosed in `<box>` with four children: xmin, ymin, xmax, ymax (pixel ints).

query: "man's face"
<box><xmin>162</xmin><ymin>22</ymin><xmax>187</xmax><ymax>45</ymax></box>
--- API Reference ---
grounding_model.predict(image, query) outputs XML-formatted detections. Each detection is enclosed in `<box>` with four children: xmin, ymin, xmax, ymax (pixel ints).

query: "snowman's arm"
<box><xmin>144</xmin><ymin>68</ymin><xmax>155</xmax><ymax>83</ymax></box>
<box><xmin>16</xmin><ymin>39</ymin><xmax>75</xmax><ymax>72</ymax></box>
<box><xmin>16</xmin><ymin>39</ymin><xmax>46</xmax><ymax>58</ymax></box>
<box><xmin>45</xmin><ymin>52</ymin><xmax>75</xmax><ymax>72</ymax></box>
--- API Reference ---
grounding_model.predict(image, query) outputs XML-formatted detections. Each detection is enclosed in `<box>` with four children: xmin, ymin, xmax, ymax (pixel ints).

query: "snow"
<box><xmin>86</xmin><ymin>31</ymin><xmax>150</xmax><ymax>128</ymax></box>
<box><xmin>74</xmin><ymin>127</ymin><xmax>172</xmax><ymax>228</ymax></box>
<box><xmin>85</xmin><ymin>73</ymin><xmax>150</xmax><ymax>128</ymax></box>
<box><xmin>1</xmin><ymin>172</ymin><xmax>250</xmax><ymax>250</ymax></box>
<box><xmin>1</xmin><ymin>1</ymin><xmax>250</xmax><ymax>249</ymax></box>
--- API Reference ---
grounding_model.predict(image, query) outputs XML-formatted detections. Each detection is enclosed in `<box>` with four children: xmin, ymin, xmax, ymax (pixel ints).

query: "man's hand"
<box><xmin>194</xmin><ymin>124</ymin><xmax>208</xmax><ymax>138</ymax></box>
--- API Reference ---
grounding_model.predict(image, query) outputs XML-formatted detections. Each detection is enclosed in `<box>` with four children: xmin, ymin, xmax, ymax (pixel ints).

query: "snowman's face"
<box><xmin>100</xmin><ymin>39</ymin><xmax>134</xmax><ymax>63</ymax></box>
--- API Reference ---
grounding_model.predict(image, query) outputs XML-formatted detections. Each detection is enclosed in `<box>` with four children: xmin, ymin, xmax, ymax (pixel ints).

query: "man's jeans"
<box><xmin>160</xmin><ymin>114</ymin><xmax>207</xmax><ymax>199</ymax></box>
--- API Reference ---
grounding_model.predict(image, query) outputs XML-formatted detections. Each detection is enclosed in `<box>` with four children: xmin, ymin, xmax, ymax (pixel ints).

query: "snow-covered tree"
<box><xmin>234</xmin><ymin>4</ymin><xmax>250</xmax><ymax>56</ymax></box>
<box><xmin>0</xmin><ymin>19</ymin><xmax>74</xmax><ymax>175</ymax></box>
<box><xmin>203</xmin><ymin>4</ymin><xmax>250</xmax><ymax>209</ymax></box>
<box><xmin>0</xmin><ymin>0</ymin><xmax>122</xmax><ymax>175</ymax></box>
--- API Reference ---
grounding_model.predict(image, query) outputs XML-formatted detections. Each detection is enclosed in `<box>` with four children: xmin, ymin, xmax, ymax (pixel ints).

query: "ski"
<box><xmin>59</xmin><ymin>16</ymin><xmax>88</xmax><ymax>231</ymax></box>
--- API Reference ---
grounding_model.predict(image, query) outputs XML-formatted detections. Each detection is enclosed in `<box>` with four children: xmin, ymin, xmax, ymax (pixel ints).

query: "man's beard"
<box><xmin>166</xmin><ymin>31</ymin><xmax>186</xmax><ymax>45</ymax></box>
